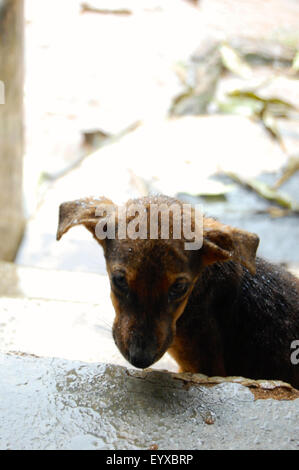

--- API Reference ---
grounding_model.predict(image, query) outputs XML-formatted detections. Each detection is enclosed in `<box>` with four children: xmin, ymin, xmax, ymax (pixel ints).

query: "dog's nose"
<box><xmin>128</xmin><ymin>343</ymin><xmax>156</xmax><ymax>369</ymax></box>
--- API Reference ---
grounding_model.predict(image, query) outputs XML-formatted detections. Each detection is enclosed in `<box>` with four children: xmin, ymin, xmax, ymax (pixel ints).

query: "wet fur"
<box><xmin>171</xmin><ymin>258</ymin><xmax>299</xmax><ymax>388</ymax></box>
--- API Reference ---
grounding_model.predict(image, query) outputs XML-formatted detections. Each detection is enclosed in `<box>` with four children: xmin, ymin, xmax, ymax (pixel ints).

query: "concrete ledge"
<box><xmin>0</xmin><ymin>353</ymin><xmax>298</xmax><ymax>450</ymax></box>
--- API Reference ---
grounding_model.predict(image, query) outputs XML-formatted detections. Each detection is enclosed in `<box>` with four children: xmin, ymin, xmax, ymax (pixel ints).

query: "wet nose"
<box><xmin>128</xmin><ymin>339</ymin><xmax>157</xmax><ymax>369</ymax></box>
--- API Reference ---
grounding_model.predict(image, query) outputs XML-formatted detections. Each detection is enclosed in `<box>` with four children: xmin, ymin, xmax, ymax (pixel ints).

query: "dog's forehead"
<box><xmin>106</xmin><ymin>238</ymin><xmax>189</xmax><ymax>275</ymax></box>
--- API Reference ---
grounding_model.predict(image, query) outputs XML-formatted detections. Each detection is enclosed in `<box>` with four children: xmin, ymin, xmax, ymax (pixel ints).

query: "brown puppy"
<box><xmin>57</xmin><ymin>195</ymin><xmax>299</xmax><ymax>388</ymax></box>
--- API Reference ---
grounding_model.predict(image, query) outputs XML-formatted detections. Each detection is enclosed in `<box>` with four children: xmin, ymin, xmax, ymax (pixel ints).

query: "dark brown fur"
<box><xmin>57</xmin><ymin>195</ymin><xmax>299</xmax><ymax>389</ymax></box>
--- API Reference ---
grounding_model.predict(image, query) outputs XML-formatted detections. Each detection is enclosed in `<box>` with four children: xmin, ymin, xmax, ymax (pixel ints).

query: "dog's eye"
<box><xmin>168</xmin><ymin>280</ymin><xmax>189</xmax><ymax>301</ymax></box>
<box><xmin>112</xmin><ymin>272</ymin><xmax>129</xmax><ymax>293</ymax></box>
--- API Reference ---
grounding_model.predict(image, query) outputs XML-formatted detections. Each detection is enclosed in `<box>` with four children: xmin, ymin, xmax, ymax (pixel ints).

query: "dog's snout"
<box><xmin>128</xmin><ymin>336</ymin><xmax>157</xmax><ymax>369</ymax></box>
<box><xmin>128</xmin><ymin>348</ymin><xmax>155</xmax><ymax>369</ymax></box>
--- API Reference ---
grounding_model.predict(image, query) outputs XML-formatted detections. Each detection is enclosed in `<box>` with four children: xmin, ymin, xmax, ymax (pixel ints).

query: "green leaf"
<box><xmin>219</xmin><ymin>44</ymin><xmax>252</xmax><ymax>78</ymax></box>
<box><xmin>217</xmin><ymin>96</ymin><xmax>263</xmax><ymax>117</ymax></box>
<box><xmin>273</xmin><ymin>155</ymin><xmax>299</xmax><ymax>188</ymax></box>
<box><xmin>226</xmin><ymin>172</ymin><xmax>299</xmax><ymax>211</ymax></box>
<box><xmin>292</xmin><ymin>51</ymin><xmax>299</xmax><ymax>71</ymax></box>
<box><xmin>261</xmin><ymin>110</ymin><xmax>284</xmax><ymax>148</ymax></box>
<box><xmin>228</xmin><ymin>90</ymin><xmax>296</xmax><ymax>113</ymax></box>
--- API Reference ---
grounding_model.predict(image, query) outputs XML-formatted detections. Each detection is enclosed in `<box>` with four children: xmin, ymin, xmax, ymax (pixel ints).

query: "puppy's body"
<box><xmin>171</xmin><ymin>258</ymin><xmax>299</xmax><ymax>387</ymax></box>
<box><xmin>57</xmin><ymin>195</ymin><xmax>299</xmax><ymax>389</ymax></box>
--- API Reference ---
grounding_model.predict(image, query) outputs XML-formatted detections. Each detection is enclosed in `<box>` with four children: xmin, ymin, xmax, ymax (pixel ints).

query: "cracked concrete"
<box><xmin>0</xmin><ymin>353</ymin><xmax>298</xmax><ymax>450</ymax></box>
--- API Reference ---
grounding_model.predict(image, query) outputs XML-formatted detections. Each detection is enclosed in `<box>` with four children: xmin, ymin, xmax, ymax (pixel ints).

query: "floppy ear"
<box><xmin>56</xmin><ymin>196</ymin><xmax>115</xmax><ymax>245</ymax></box>
<box><xmin>201</xmin><ymin>219</ymin><xmax>259</xmax><ymax>275</ymax></box>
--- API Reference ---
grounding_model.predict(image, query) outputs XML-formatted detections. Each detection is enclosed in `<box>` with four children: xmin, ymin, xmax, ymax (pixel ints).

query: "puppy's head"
<box><xmin>57</xmin><ymin>195</ymin><xmax>259</xmax><ymax>369</ymax></box>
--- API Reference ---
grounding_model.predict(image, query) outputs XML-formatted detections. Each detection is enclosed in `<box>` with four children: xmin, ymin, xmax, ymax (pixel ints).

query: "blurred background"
<box><xmin>1</xmin><ymin>0</ymin><xmax>299</xmax><ymax>369</ymax></box>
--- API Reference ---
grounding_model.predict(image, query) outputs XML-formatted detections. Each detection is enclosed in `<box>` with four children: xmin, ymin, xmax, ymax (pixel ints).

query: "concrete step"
<box><xmin>1</xmin><ymin>352</ymin><xmax>298</xmax><ymax>450</ymax></box>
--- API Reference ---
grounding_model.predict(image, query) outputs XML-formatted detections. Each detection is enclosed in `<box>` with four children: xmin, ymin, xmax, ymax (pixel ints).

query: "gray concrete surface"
<box><xmin>0</xmin><ymin>353</ymin><xmax>298</xmax><ymax>450</ymax></box>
